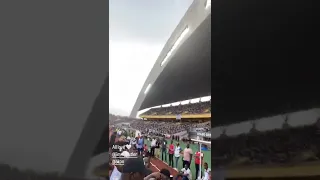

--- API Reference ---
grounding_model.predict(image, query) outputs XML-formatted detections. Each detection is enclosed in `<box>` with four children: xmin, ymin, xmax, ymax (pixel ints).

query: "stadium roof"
<box><xmin>140</xmin><ymin>15</ymin><xmax>211</xmax><ymax>110</ymax></box>
<box><xmin>131</xmin><ymin>0</ymin><xmax>211</xmax><ymax>117</ymax></box>
<box><xmin>131</xmin><ymin>0</ymin><xmax>320</xmax><ymax>123</ymax></box>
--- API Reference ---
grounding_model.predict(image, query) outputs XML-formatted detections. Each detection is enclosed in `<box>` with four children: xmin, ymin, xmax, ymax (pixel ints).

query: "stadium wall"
<box><xmin>130</xmin><ymin>0</ymin><xmax>211</xmax><ymax>118</ymax></box>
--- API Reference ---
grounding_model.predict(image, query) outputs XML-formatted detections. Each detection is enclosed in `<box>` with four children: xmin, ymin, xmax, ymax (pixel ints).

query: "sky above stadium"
<box><xmin>109</xmin><ymin>0</ymin><xmax>194</xmax><ymax>116</ymax></box>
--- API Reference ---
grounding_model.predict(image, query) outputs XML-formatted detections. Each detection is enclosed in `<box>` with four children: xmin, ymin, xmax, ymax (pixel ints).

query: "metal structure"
<box><xmin>130</xmin><ymin>0</ymin><xmax>211</xmax><ymax>117</ymax></box>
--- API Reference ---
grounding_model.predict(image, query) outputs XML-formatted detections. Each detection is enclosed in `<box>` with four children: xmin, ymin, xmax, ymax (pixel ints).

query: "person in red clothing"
<box><xmin>144</xmin><ymin>144</ymin><xmax>148</xmax><ymax>153</ymax></box>
<box><xmin>195</xmin><ymin>146</ymin><xmax>204</xmax><ymax>180</ymax></box>
<box><xmin>168</xmin><ymin>140</ymin><xmax>175</xmax><ymax>167</ymax></box>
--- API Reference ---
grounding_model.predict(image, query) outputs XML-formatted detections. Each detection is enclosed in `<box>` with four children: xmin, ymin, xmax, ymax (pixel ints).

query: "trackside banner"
<box><xmin>196</xmin><ymin>132</ymin><xmax>211</xmax><ymax>138</ymax></box>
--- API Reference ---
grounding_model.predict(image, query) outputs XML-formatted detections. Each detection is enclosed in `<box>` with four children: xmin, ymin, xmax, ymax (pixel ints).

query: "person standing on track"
<box><xmin>195</xmin><ymin>147</ymin><xmax>204</xmax><ymax>179</ymax></box>
<box><xmin>168</xmin><ymin>140</ymin><xmax>174</xmax><ymax>167</ymax></box>
<box><xmin>182</xmin><ymin>144</ymin><xmax>193</xmax><ymax>170</ymax></box>
<box><xmin>155</xmin><ymin>138</ymin><xmax>161</xmax><ymax>158</ymax></box>
<box><xmin>174</xmin><ymin>142</ymin><xmax>182</xmax><ymax>169</ymax></box>
<box><xmin>137</xmin><ymin>135</ymin><xmax>144</xmax><ymax>156</ymax></box>
<box><xmin>161</xmin><ymin>138</ymin><xmax>167</xmax><ymax>162</ymax></box>
<box><xmin>151</xmin><ymin>137</ymin><xmax>157</xmax><ymax>157</ymax></box>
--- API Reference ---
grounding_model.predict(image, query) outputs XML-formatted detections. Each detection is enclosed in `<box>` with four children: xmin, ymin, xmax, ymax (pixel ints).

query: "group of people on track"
<box><xmin>109</xmin><ymin>128</ymin><xmax>211</xmax><ymax>180</ymax></box>
<box><xmin>145</xmin><ymin>136</ymin><xmax>211</xmax><ymax>180</ymax></box>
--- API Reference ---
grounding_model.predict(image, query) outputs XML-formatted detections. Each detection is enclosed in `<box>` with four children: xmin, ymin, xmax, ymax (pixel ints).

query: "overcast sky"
<box><xmin>109</xmin><ymin>0</ymin><xmax>194</xmax><ymax>116</ymax></box>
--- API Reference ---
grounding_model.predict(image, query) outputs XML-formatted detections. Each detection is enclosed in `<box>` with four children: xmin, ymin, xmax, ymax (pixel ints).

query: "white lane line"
<box><xmin>153</xmin><ymin>157</ymin><xmax>178</xmax><ymax>172</ymax></box>
<box><xmin>150</xmin><ymin>162</ymin><xmax>160</xmax><ymax>171</ymax></box>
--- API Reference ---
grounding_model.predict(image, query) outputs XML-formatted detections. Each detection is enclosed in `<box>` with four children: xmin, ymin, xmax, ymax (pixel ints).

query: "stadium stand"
<box><xmin>130</xmin><ymin>120</ymin><xmax>210</xmax><ymax>135</ymax></box>
<box><xmin>141</xmin><ymin>101</ymin><xmax>211</xmax><ymax>116</ymax></box>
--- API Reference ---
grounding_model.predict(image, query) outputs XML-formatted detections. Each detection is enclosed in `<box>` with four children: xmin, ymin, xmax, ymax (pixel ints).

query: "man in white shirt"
<box><xmin>202</xmin><ymin>162</ymin><xmax>211</xmax><ymax>180</ymax></box>
<box><xmin>174</xmin><ymin>143</ymin><xmax>182</xmax><ymax>169</ymax></box>
<box><xmin>180</xmin><ymin>164</ymin><xmax>192</xmax><ymax>180</ymax></box>
<box><xmin>150</xmin><ymin>138</ymin><xmax>157</xmax><ymax>157</ymax></box>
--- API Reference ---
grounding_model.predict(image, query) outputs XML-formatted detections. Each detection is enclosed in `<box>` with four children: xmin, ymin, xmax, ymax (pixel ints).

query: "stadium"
<box><xmin>128</xmin><ymin>0</ymin><xmax>211</xmax><ymax>179</ymax></box>
<box><xmin>73</xmin><ymin>0</ymin><xmax>320</xmax><ymax>180</ymax></box>
<box><xmin>1</xmin><ymin>0</ymin><xmax>320</xmax><ymax>180</ymax></box>
<box><xmin>106</xmin><ymin>0</ymin><xmax>320</xmax><ymax>180</ymax></box>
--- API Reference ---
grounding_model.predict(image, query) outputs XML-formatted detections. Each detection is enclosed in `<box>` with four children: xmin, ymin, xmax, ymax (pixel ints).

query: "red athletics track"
<box><xmin>149</xmin><ymin>157</ymin><xmax>178</xmax><ymax>177</ymax></box>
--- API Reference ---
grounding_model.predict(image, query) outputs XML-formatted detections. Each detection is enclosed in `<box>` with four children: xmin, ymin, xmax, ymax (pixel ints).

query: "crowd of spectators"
<box><xmin>142</xmin><ymin>101</ymin><xmax>211</xmax><ymax>116</ymax></box>
<box><xmin>130</xmin><ymin>120</ymin><xmax>211</xmax><ymax>135</ymax></box>
<box><xmin>212</xmin><ymin>122</ymin><xmax>320</xmax><ymax>167</ymax></box>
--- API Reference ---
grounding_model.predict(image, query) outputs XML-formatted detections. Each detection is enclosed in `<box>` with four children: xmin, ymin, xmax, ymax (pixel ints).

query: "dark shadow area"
<box><xmin>92</xmin><ymin>127</ymin><xmax>109</xmax><ymax>157</ymax></box>
<box><xmin>64</xmin><ymin>76</ymin><xmax>109</xmax><ymax>178</ymax></box>
<box><xmin>211</xmin><ymin>0</ymin><xmax>320</xmax><ymax>126</ymax></box>
<box><xmin>211</xmin><ymin>0</ymin><xmax>320</xmax><ymax>179</ymax></box>
<box><xmin>228</xmin><ymin>176</ymin><xmax>320</xmax><ymax>180</ymax></box>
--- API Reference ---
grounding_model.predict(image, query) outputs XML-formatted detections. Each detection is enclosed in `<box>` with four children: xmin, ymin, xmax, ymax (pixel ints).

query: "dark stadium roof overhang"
<box><xmin>131</xmin><ymin>0</ymin><xmax>320</xmax><ymax>125</ymax></box>
<box><xmin>130</xmin><ymin>0</ymin><xmax>211</xmax><ymax>117</ymax></box>
<box><xmin>141</xmin><ymin>15</ymin><xmax>211</xmax><ymax>110</ymax></box>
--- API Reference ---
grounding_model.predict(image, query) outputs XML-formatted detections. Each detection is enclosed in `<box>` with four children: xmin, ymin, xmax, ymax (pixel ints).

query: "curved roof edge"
<box><xmin>130</xmin><ymin>0</ymin><xmax>211</xmax><ymax>118</ymax></box>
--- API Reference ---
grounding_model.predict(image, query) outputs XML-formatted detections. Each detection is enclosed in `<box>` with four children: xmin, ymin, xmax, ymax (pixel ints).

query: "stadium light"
<box><xmin>205</xmin><ymin>0</ymin><xmax>211</xmax><ymax>9</ymax></box>
<box><xmin>160</xmin><ymin>26</ymin><xmax>190</xmax><ymax>67</ymax></box>
<box><xmin>162</xmin><ymin>103</ymin><xmax>171</xmax><ymax>107</ymax></box>
<box><xmin>190</xmin><ymin>98</ymin><xmax>200</xmax><ymax>104</ymax></box>
<box><xmin>200</xmin><ymin>96</ymin><xmax>211</xmax><ymax>102</ymax></box>
<box><xmin>171</xmin><ymin>101</ymin><xmax>181</xmax><ymax>106</ymax></box>
<box><xmin>180</xmin><ymin>100</ymin><xmax>190</xmax><ymax>105</ymax></box>
<box><xmin>144</xmin><ymin>84</ymin><xmax>152</xmax><ymax>94</ymax></box>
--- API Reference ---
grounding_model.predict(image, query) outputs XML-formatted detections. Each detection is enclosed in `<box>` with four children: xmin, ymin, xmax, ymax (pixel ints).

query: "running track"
<box><xmin>149</xmin><ymin>157</ymin><xmax>178</xmax><ymax>177</ymax></box>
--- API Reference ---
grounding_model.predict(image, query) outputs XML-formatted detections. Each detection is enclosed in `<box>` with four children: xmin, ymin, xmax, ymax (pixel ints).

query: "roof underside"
<box><xmin>140</xmin><ymin>15</ymin><xmax>211</xmax><ymax>110</ymax></box>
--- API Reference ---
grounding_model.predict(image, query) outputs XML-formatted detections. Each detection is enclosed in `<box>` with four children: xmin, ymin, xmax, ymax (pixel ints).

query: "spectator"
<box><xmin>151</xmin><ymin>137</ymin><xmax>157</xmax><ymax>157</ymax></box>
<box><xmin>159</xmin><ymin>169</ymin><xmax>171</xmax><ymax>180</ymax></box>
<box><xmin>121</xmin><ymin>158</ymin><xmax>151</xmax><ymax>180</ymax></box>
<box><xmin>130</xmin><ymin>137</ymin><xmax>137</xmax><ymax>150</ymax></box>
<box><xmin>141</xmin><ymin>101</ymin><xmax>211</xmax><ymax>116</ymax></box>
<box><xmin>137</xmin><ymin>135</ymin><xmax>144</xmax><ymax>156</ymax></box>
<box><xmin>183</xmin><ymin>144</ymin><xmax>193</xmax><ymax>169</ymax></box>
<box><xmin>195</xmin><ymin>146</ymin><xmax>204</xmax><ymax>179</ymax></box>
<box><xmin>174</xmin><ymin>143</ymin><xmax>182</xmax><ymax>169</ymax></box>
<box><xmin>155</xmin><ymin>138</ymin><xmax>161</xmax><ymax>158</ymax></box>
<box><xmin>168</xmin><ymin>141</ymin><xmax>175</xmax><ymax>167</ymax></box>
<box><xmin>143</xmin><ymin>168</ymin><xmax>171</xmax><ymax>180</ymax></box>
<box><xmin>179</xmin><ymin>164</ymin><xmax>192</xmax><ymax>180</ymax></box>
<box><xmin>161</xmin><ymin>138</ymin><xmax>168</xmax><ymax>162</ymax></box>
<box><xmin>130</xmin><ymin>120</ymin><xmax>210</xmax><ymax>136</ymax></box>
<box><xmin>109</xmin><ymin>161</ymin><xmax>122</xmax><ymax>180</ymax></box>
<box><xmin>144</xmin><ymin>144</ymin><xmax>148</xmax><ymax>154</ymax></box>
<box><xmin>202</xmin><ymin>162</ymin><xmax>211</xmax><ymax>180</ymax></box>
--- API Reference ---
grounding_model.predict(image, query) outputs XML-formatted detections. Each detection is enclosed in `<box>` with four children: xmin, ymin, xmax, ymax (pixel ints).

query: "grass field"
<box><xmin>145</xmin><ymin>139</ymin><xmax>211</xmax><ymax>179</ymax></box>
